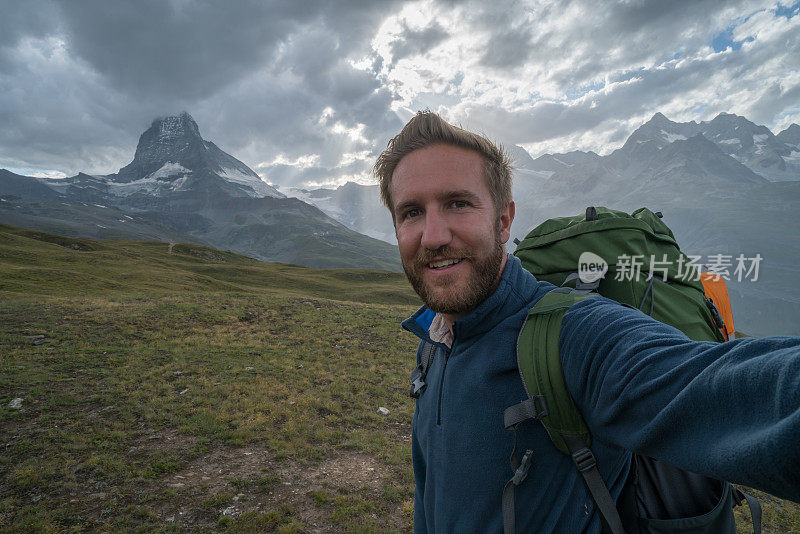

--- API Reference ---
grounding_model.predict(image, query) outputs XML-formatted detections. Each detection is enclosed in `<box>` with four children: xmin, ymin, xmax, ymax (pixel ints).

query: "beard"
<box><xmin>402</xmin><ymin>227</ymin><xmax>505</xmax><ymax>315</ymax></box>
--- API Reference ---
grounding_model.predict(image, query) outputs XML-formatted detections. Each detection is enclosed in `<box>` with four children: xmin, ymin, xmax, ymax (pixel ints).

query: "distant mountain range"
<box><xmin>0</xmin><ymin>113</ymin><xmax>400</xmax><ymax>271</ymax></box>
<box><xmin>282</xmin><ymin>182</ymin><xmax>397</xmax><ymax>245</ymax></box>
<box><xmin>2</xmin><ymin>110</ymin><xmax>798</xmax><ymax>335</ymax></box>
<box><xmin>286</xmin><ymin>112</ymin><xmax>800</xmax><ymax>337</ymax></box>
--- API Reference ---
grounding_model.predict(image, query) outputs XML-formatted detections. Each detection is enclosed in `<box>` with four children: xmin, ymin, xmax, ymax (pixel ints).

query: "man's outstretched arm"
<box><xmin>559</xmin><ymin>297</ymin><xmax>800</xmax><ymax>502</ymax></box>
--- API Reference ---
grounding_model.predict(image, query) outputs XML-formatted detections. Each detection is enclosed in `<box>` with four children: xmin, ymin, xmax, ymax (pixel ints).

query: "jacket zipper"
<box><xmin>437</xmin><ymin>349</ymin><xmax>450</xmax><ymax>426</ymax></box>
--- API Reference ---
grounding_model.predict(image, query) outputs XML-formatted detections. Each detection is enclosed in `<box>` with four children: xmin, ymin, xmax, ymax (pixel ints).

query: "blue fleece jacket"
<box><xmin>402</xmin><ymin>254</ymin><xmax>800</xmax><ymax>533</ymax></box>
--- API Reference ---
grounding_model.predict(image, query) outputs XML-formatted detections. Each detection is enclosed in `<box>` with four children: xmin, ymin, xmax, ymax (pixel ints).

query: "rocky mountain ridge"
<box><xmin>619</xmin><ymin>111</ymin><xmax>800</xmax><ymax>182</ymax></box>
<box><xmin>0</xmin><ymin>113</ymin><xmax>400</xmax><ymax>271</ymax></box>
<box><xmin>42</xmin><ymin>112</ymin><xmax>284</xmax><ymax>200</ymax></box>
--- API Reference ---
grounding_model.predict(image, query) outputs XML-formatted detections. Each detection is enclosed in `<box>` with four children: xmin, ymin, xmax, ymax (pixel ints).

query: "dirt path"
<box><xmin>140</xmin><ymin>443</ymin><xmax>402</xmax><ymax>532</ymax></box>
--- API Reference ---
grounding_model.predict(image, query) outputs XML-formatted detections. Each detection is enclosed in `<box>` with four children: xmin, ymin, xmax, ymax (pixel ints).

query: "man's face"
<box><xmin>390</xmin><ymin>144</ymin><xmax>514</xmax><ymax>316</ymax></box>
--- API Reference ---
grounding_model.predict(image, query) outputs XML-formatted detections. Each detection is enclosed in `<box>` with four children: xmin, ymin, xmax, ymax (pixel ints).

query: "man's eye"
<box><xmin>404</xmin><ymin>208</ymin><xmax>421</xmax><ymax>219</ymax></box>
<box><xmin>451</xmin><ymin>200</ymin><xmax>468</xmax><ymax>209</ymax></box>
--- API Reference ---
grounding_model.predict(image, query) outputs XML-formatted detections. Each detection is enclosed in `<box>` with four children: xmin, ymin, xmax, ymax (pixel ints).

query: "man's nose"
<box><xmin>420</xmin><ymin>209</ymin><xmax>452</xmax><ymax>250</ymax></box>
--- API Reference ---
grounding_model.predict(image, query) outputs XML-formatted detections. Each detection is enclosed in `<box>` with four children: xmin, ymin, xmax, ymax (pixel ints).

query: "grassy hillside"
<box><xmin>0</xmin><ymin>223</ymin><xmax>797</xmax><ymax>532</ymax></box>
<box><xmin>0</xmin><ymin>224</ymin><xmax>420</xmax><ymax>532</ymax></box>
<box><xmin>0</xmin><ymin>223</ymin><xmax>412</xmax><ymax>304</ymax></box>
<box><xmin>0</xmin><ymin>194</ymin><xmax>404</xmax><ymax>273</ymax></box>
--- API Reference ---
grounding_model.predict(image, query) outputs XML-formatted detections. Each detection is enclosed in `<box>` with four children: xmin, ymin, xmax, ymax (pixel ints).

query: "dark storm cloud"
<box><xmin>388</xmin><ymin>21</ymin><xmax>449</xmax><ymax>65</ymax></box>
<box><xmin>275</xmin><ymin>21</ymin><xmax>383</xmax><ymax>106</ymax></box>
<box><xmin>466</xmin><ymin>4</ymin><xmax>536</xmax><ymax>70</ymax></box>
<box><xmin>479</xmin><ymin>26</ymin><xmax>534</xmax><ymax>70</ymax></box>
<box><xmin>0</xmin><ymin>0</ymin><xmax>57</xmax><ymax>49</ymax></box>
<box><xmin>0</xmin><ymin>0</ymin><xmax>404</xmax><ymax>178</ymax></box>
<box><xmin>197</xmin><ymin>13</ymin><xmax>402</xmax><ymax>184</ymax></box>
<box><xmin>54</xmin><ymin>0</ymin><xmax>322</xmax><ymax>100</ymax></box>
<box><xmin>54</xmin><ymin>0</ymin><xmax>407</xmax><ymax>100</ymax></box>
<box><xmin>2</xmin><ymin>0</ymin><xmax>797</xmax><ymax>185</ymax></box>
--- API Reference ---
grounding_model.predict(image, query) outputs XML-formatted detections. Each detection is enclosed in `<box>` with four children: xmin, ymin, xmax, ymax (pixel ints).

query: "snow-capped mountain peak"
<box><xmin>108</xmin><ymin>112</ymin><xmax>283</xmax><ymax>198</ymax></box>
<box><xmin>624</xmin><ymin>112</ymin><xmax>700</xmax><ymax>149</ymax></box>
<box><xmin>614</xmin><ymin>112</ymin><xmax>800</xmax><ymax>182</ymax></box>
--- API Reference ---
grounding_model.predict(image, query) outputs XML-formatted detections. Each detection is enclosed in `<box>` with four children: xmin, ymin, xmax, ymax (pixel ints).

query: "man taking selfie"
<box><xmin>374</xmin><ymin>111</ymin><xmax>800</xmax><ymax>533</ymax></box>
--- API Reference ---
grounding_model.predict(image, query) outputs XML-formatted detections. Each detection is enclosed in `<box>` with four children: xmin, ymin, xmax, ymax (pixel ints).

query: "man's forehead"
<box><xmin>394</xmin><ymin>143</ymin><xmax>485</xmax><ymax>173</ymax></box>
<box><xmin>391</xmin><ymin>145</ymin><xmax>485</xmax><ymax>188</ymax></box>
<box><xmin>391</xmin><ymin>146</ymin><xmax>489</xmax><ymax>211</ymax></box>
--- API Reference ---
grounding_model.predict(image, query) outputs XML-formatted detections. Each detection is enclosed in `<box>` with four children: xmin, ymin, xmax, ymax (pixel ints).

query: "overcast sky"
<box><xmin>1</xmin><ymin>0</ymin><xmax>798</xmax><ymax>186</ymax></box>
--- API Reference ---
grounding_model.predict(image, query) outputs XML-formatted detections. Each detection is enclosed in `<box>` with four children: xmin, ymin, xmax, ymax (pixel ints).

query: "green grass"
<box><xmin>0</xmin><ymin>224</ymin><xmax>419</xmax><ymax>532</ymax></box>
<box><xmin>1</xmin><ymin>222</ymin><xmax>798</xmax><ymax>533</ymax></box>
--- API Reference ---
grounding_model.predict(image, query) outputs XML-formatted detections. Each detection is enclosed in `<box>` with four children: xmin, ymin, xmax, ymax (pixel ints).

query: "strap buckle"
<box><xmin>409</xmin><ymin>365</ymin><xmax>427</xmax><ymax>398</ymax></box>
<box><xmin>571</xmin><ymin>447</ymin><xmax>597</xmax><ymax>473</ymax></box>
<box><xmin>512</xmin><ymin>449</ymin><xmax>534</xmax><ymax>485</ymax></box>
<box><xmin>503</xmin><ymin>396</ymin><xmax>550</xmax><ymax>429</ymax></box>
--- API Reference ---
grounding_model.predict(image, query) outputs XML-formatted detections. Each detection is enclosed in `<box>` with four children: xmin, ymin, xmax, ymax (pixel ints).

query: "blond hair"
<box><xmin>374</xmin><ymin>111</ymin><xmax>512</xmax><ymax>217</ymax></box>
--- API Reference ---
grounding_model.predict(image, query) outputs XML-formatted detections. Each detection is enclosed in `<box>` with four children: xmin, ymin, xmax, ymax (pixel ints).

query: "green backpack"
<box><xmin>503</xmin><ymin>207</ymin><xmax>761</xmax><ymax>534</ymax></box>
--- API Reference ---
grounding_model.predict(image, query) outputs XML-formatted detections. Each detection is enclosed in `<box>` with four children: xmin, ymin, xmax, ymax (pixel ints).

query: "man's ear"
<box><xmin>498</xmin><ymin>201</ymin><xmax>515</xmax><ymax>244</ymax></box>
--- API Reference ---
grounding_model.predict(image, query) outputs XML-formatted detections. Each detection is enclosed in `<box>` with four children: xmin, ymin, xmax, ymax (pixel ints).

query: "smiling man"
<box><xmin>390</xmin><ymin>142</ymin><xmax>513</xmax><ymax>319</ymax></box>
<box><xmin>374</xmin><ymin>111</ymin><xmax>800</xmax><ymax>533</ymax></box>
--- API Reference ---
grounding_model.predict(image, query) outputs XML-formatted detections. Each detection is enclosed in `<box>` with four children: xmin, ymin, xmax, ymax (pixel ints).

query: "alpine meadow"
<box><xmin>2</xmin><ymin>224</ymin><xmax>799</xmax><ymax>532</ymax></box>
<box><xmin>0</xmin><ymin>223</ymin><xmax>421</xmax><ymax>532</ymax></box>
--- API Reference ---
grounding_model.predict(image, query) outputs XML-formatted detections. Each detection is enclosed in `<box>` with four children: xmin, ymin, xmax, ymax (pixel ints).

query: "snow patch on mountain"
<box><xmin>107</xmin><ymin>176</ymin><xmax>166</xmax><ymax>196</ymax></box>
<box><xmin>171</xmin><ymin>175</ymin><xmax>190</xmax><ymax>191</ymax></box>
<box><xmin>149</xmin><ymin>162</ymin><xmax>190</xmax><ymax>180</ymax></box>
<box><xmin>661</xmin><ymin>130</ymin><xmax>688</xmax><ymax>143</ymax></box>
<box><xmin>157</xmin><ymin>115</ymin><xmax>192</xmax><ymax>143</ymax></box>
<box><xmin>218</xmin><ymin>167</ymin><xmax>282</xmax><ymax>198</ymax></box>
<box><xmin>552</xmin><ymin>156</ymin><xmax>573</xmax><ymax>167</ymax></box>
<box><xmin>104</xmin><ymin>170</ymin><xmax>193</xmax><ymax>196</ymax></box>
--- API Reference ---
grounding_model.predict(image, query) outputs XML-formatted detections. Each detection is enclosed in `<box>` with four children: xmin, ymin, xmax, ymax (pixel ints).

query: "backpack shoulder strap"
<box><xmin>409</xmin><ymin>341</ymin><xmax>436</xmax><ymax>398</ymax></box>
<box><xmin>505</xmin><ymin>288</ymin><xmax>626</xmax><ymax>534</ymax></box>
<box><xmin>515</xmin><ymin>288</ymin><xmax>596</xmax><ymax>454</ymax></box>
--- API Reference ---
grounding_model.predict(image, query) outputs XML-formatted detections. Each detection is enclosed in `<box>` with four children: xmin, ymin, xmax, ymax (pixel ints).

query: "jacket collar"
<box><xmin>402</xmin><ymin>254</ymin><xmax>539</xmax><ymax>344</ymax></box>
